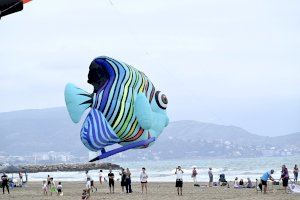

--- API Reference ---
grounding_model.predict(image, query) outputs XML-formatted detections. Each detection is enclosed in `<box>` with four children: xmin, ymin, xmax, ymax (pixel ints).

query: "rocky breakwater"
<box><xmin>19</xmin><ymin>163</ymin><xmax>121</xmax><ymax>173</ymax></box>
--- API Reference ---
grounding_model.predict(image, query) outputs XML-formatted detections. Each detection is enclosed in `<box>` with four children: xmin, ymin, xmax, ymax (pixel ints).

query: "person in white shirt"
<box><xmin>175</xmin><ymin>166</ymin><xmax>184</xmax><ymax>196</ymax></box>
<box><xmin>233</xmin><ymin>177</ymin><xmax>239</xmax><ymax>188</ymax></box>
<box><xmin>86</xmin><ymin>177</ymin><xmax>91</xmax><ymax>196</ymax></box>
<box><xmin>140</xmin><ymin>167</ymin><xmax>148</xmax><ymax>194</ymax></box>
<box><xmin>86</xmin><ymin>171</ymin><xmax>97</xmax><ymax>192</ymax></box>
<box><xmin>57</xmin><ymin>182</ymin><xmax>63</xmax><ymax>196</ymax></box>
<box><xmin>99</xmin><ymin>170</ymin><xmax>103</xmax><ymax>185</ymax></box>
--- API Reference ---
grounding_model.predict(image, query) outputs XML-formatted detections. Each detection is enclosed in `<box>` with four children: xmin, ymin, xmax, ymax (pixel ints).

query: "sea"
<box><xmin>21</xmin><ymin>156</ymin><xmax>299</xmax><ymax>182</ymax></box>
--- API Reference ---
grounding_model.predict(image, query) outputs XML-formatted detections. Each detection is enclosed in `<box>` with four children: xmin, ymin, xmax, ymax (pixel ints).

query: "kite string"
<box><xmin>107</xmin><ymin>0</ymin><xmax>150</xmax><ymax>56</ymax></box>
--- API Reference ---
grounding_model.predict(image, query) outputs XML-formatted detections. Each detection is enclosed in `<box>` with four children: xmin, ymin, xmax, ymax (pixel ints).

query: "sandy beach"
<box><xmin>1</xmin><ymin>181</ymin><xmax>299</xmax><ymax>200</ymax></box>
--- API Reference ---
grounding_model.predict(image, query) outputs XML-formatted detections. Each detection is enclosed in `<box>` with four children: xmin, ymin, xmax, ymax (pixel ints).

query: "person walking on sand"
<box><xmin>119</xmin><ymin>168</ymin><xmax>126</xmax><ymax>192</ymax></box>
<box><xmin>294</xmin><ymin>164</ymin><xmax>299</xmax><ymax>183</ymax></box>
<box><xmin>191</xmin><ymin>167</ymin><xmax>198</xmax><ymax>184</ymax></box>
<box><xmin>86</xmin><ymin>171</ymin><xmax>97</xmax><ymax>192</ymax></box>
<box><xmin>175</xmin><ymin>166</ymin><xmax>184</xmax><ymax>196</ymax></box>
<box><xmin>208</xmin><ymin>168</ymin><xmax>213</xmax><ymax>187</ymax></box>
<box><xmin>99</xmin><ymin>170</ymin><xmax>103</xmax><ymax>185</ymax></box>
<box><xmin>108</xmin><ymin>169</ymin><xmax>115</xmax><ymax>194</ymax></box>
<box><xmin>260</xmin><ymin>169</ymin><xmax>275</xmax><ymax>194</ymax></box>
<box><xmin>1</xmin><ymin>173</ymin><xmax>10</xmax><ymax>194</ymax></box>
<box><xmin>125</xmin><ymin>168</ymin><xmax>132</xmax><ymax>193</ymax></box>
<box><xmin>140</xmin><ymin>167</ymin><xmax>148</xmax><ymax>194</ymax></box>
<box><xmin>280</xmin><ymin>165</ymin><xmax>289</xmax><ymax>193</ymax></box>
<box><xmin>86</xmin><ymin>177</ymin><xmax>91</xmax><ymax>196</ymax></box>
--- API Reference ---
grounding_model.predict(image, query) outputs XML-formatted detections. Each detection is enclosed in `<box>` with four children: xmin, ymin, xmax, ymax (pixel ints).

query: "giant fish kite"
<box><xmin>65</xmin><ymin>56</ymin><xmax>169</xmax><ymax>161</ymax></box>
<box><xmin>0</xmin><ymin>0</ymin><xmax>31</xmax><ymax>19</ymax></box>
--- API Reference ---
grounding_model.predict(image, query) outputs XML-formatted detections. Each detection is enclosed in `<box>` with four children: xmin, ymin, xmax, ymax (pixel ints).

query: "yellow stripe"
<box><xmin>112</xmin><ymin>67</ymin><xmax>133</xmax><ymax>129</ymax></box>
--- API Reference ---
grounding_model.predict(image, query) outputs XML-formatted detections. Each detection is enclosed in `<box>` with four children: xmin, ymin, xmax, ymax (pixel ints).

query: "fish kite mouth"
<box><xmin>87</xmin><ymin>60</ymin><xmax>109</xmax><ymax>93</ymax></box>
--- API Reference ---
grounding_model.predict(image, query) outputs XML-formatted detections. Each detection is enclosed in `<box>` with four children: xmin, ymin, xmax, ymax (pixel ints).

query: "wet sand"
<box><xmin>0</xmin><ymin>181</ymin><xmax>299</xmax><ymax>200</ymax></box>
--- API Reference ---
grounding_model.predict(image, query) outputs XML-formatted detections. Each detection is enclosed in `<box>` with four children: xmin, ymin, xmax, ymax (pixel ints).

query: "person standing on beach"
<box><xmin>208</xmin><ymin>168</ymin><xmax>213</xmax><ymax>187</ymax></box>
<box><xmin>125</xmin><ymin>168</ymin><xmax>132</xmax><ymax>193</ymax></box>
<box><xmin>260</xmin><ymin>169</ymin><xmax>275</xmax><ymax>194</ymax></box>
<box><xmin>280</xmin><ymin>165</ymin><xmax>289</xmax><ymax>193</ymax></box>
<box><xmin>49</xmin><ymin>177</ymin><xmax>57</xmax><ymax>196</ymax></box>
<box><xmin>42</xmin><ymin>180</ymin><xmax>48</xmax><ymax>195</ymax></box>
<box><xmin>99</xmin><ymin>170</ymin><xmax>103</xmax><ymax>185</ymax></box>
<box><xmin>86</xmin><ymin>171</ymin><xmax>97</xmax><ymax>192</ymax></box>
<box><xmin>57</xmin><ymin>182</ymin><xmax>63</xmax><ymax>196</ymax></box>
<box><xmin>191</xmin><ymin>167</ymin><xmax>198</xmax><ymax>184</ymax></box>
<box><xmin>47</xmin><ymin>175</ymin><xmax>51</xmax><ymax>191</ymax></box>
<box><xmin>1</xmin><ymin>173</ymin><xmax>9</xmax><ymax>194</ymax></box>
<box><xmin>175</xmin><ymin>166</ymin><xmax>184</xmax><ymax>196</ymax></box>
<box><xmin>294</xmin><ymin>164</ymin><xmax>299</xmax><ymax>183</ymax></box>
<box><xmin>108</xmin><ymin>169</ymin><xmax>115</xmax><ymax>194</ymax></box>
<box><xmin>140</xmin><ymin>167</ymin><xmax>148</xmax><ymax>194</ymax></box>
<box><xmin>119</xmin><ymin>168</ymin><xmax>126</xmax><ymax>192</ymax></box>
<box><xmin>18</xmin><ymin>172</ymin><xmax>23</xmax><ymax>187</ymax></box>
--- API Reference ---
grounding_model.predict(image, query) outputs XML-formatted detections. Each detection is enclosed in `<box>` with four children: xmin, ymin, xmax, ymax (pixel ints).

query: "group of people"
<box><xmin>233</xmin><ymin>177</ymin><xmax>254</xmax><ymax>188</ymax></box>
<box><xmin>42</xmin><ymin>175</ymin><xmax>63</xmax><ymax>196</ymax></box>
<box><xmin>175</xmin><ymin>164</ymin><xmax>299</xmax><ymax>195</ymax></box>
<box><xmin>1</xmin><ymin>171</ymin><xmax>27</xmax><ymax>195</ymax></box>
<box><xmin>82</xmin><ymin>167</ymin><xmax>148</xmax><ymax>199</ymax></box>
<box><xmin>260</xmin><ymin>164</ymin><xmax>298</xmax><ymax>194</ymax></box>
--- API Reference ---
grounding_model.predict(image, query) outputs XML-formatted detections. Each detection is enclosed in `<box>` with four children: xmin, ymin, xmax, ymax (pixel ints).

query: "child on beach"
<box><xmin>57</xmin><ymin>182</ymin><xmax>63</xmax><ymax>196</ymax></box>
<box><xmin>140</xmin><ymin>167</ymin><xmax>148</xmax><ymax>194</ymax></box>
<box><xmin>42</xmin><ymin>180</ymin><xmax>48</xmax><ymax>195</ymax></box>
<box><xmin>175</xmin><ymin>166</ymin><xmax>184</xmax><ymax>196</ymax></box>
<box><xmin>82</xmin><ymin>189</ymin><xmax>89</xmax><ymax>200</ymax></box>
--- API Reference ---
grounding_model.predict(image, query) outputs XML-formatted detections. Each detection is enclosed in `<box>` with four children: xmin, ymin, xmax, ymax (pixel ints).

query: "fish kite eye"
<box><xmin>155</xmin><ymin>91</ymin><xmax>168</xmax><ymax>109</ymax></box>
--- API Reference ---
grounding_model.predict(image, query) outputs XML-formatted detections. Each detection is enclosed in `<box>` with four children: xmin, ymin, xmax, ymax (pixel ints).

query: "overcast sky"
<box><xmin>0</xmin><ymin>0</ymin><xmax>299</xmax><ymax>136</ymax></box>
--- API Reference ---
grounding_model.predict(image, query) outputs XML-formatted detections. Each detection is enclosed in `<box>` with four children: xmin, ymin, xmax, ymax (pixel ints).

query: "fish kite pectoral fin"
<box><xmin>134</xmin><ymin>93</ymin><xmax>153</xmax><ymax>130</ymax></box>
<box><xmin>64</xmin><ymin>83</ymin><xmax>93</xmax><ymax>123</ymax></box>
<box><xmin>80</xmin><ymin>109</ymin><xmax>120</xmax><ymax>152</ymax></box>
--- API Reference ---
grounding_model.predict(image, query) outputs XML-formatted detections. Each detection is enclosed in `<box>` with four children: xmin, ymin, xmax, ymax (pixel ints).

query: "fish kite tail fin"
<box><xmin>64</xmin><ymin>83</ymin><xmax>93</xmax><ymax>123</ymax></box>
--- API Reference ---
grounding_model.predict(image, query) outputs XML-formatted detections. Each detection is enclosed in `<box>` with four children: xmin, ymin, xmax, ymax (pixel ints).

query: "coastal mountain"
<box><xmin>0</xmin><ymin>108</ymin><xmax>299</xmax><ymax>163</ymax></box>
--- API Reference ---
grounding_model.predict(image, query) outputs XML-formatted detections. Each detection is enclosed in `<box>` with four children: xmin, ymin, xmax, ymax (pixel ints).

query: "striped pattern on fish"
<box><xmin>91</xmin><ymin>57</ymin><xmax>155</xmax><ymax>142</ymax></box>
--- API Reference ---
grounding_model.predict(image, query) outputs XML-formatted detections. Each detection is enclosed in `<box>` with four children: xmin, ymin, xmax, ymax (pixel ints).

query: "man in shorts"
<box><xmin>175</xmin><ymin>166</ymin><xmax>184</xmax><ymax>195</ymax></box>
<box><xmin>260</xmin><ymin>169</ymin><xmax>275</xmax><ymax>194</ymax></box>
<box><xmin>108</xmin><ymin>169</ymin><xmax>115</xmax><ymax>194</ymax></box>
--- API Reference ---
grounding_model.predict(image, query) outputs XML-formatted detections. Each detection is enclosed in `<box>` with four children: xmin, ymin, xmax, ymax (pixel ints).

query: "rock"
<box><xmin>18</xmin><ymin>162</ymin><xmax>121</xmax><ymax>173</ymax></box>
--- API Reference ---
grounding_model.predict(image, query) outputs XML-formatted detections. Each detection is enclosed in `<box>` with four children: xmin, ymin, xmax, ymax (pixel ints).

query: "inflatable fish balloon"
<box><xmin>65</xmin><ymin>56</ymin><xmax>169</xmax><ymax>161</ymax></box>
